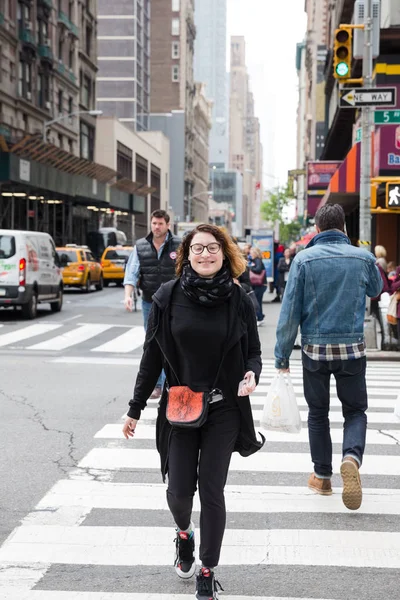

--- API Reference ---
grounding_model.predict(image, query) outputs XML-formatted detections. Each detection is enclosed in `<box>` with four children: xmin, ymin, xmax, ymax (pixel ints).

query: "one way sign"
<box><xmin>339</xmin><ymin>87</ymin><xmax>397</xmax><ymax>108</ymax></box>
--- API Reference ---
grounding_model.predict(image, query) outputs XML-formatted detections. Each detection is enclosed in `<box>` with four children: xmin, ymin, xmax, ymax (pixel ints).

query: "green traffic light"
<box><xmin>336</xmin><ymin>62</ymin><xmax>349</xmax><ymax>77</ymax></box>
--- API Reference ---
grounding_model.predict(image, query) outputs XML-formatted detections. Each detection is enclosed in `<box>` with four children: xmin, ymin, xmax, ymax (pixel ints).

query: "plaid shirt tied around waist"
<box><xmin>302</xmin><ymin>341</ymin><xmax>366</xmax><ymax>361</ymax></box>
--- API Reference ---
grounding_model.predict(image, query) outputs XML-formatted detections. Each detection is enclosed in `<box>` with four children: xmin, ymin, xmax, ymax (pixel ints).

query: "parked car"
<box><xmin>101</xmin><ymin>246</ymin><xmax>134</xmax><ymax>287</ymax></box>
<box><xmin>0</xmin><ymin>229</ymin><xmax>63</xmax><ymax>319</ymax></box>
<box><xmin>56</xmin><ymin>245</ymin><xmax>103</xmax><ymax>292</ymax></box>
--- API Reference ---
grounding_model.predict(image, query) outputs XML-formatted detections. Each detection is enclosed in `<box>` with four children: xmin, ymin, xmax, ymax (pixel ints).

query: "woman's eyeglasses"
<box><xmin>190</xmin><ymin>243</ymin><xmax>221</xmax><ymax>255</ymax></box>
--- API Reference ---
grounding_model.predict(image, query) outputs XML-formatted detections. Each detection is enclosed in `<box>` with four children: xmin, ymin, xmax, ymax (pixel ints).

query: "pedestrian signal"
<box><xmin>333</xmin><ymin>27</ymin><xmax>352</xmax><ymax>80</ymax></box>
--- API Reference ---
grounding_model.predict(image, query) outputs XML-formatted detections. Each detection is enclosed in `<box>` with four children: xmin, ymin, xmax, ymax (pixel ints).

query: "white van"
<box><xmin>0</xmin><ymin>230</ymin><xmax>63</xmax><ymax>319</ymax></box>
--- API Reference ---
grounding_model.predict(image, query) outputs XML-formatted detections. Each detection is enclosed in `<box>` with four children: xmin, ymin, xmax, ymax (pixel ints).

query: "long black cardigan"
<box><xmin>128</xmin><ymin>278</ymin><xmax>265</xmax><ymax>481</ymax></box>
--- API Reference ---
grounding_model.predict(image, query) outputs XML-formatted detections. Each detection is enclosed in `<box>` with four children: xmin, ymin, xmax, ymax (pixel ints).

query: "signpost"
<box><xmin>339</xmin><ymin>87</ymin><xmax>396</xmax><ymax>108</ymax></box>
<box><xmin>375</xmin><ymin>110</ymin><xmax>400</xmax><ymax>124</ymax></box>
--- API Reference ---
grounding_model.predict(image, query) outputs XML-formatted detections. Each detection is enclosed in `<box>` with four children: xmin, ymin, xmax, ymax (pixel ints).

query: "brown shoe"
<box><xmin>150</xmin><ymin>386</ymin><xmax>162</xmax><ymax>400</ymax></box>
<box><xmin>340</xmin><ymin>457</ymin><xmax>362</xmax><ymax>510</ymax></box>
<box><xmin>307</xmin><ymin>473</ymin><xmax>332</xmax><ymax>495</ymax></box>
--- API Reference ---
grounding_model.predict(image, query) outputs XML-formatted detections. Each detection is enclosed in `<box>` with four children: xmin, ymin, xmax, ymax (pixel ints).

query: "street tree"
<box><xmin>260</xmin><ymin>184</ymin><xmax>302</xmax><ymax>245</ymax></box>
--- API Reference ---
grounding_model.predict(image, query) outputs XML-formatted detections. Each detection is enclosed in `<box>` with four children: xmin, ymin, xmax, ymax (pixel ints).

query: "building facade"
<box><xmin>192</xmin><ymin>83</ymin><xmax>212</xmax><ymax>222</ymax></box>
<box><xmin>194</xmin><ymin>0</ymin><xmax>228</xmax><ymax>168</ymax></box>
<box><xmin>0</xmin><ymin>0</ymin><xmax>97</xmax><ymax>156</ymax></box>
<box><xmin>229</xmin><ymin>36</ymin><xmax>263</xmax><ymax>233</ymax></box>
<box><xmin>149</xmin><ymin>0</ymin><xmax>196</xmax><ymax>221</ymax></box>
<box><xmin>301</xmin><ymin>0</ymin><xmax>400</xmax><ymax>263</ymax></box>
<box><xmin>96</xmin><ymin>0</ymin><xmax>150</xmax><ymax>132</ymax></box>
<box><xmin>0</xmin><ymin>1</ymin><xmax>153</xmax><ymax>246</ymax></box>
<box><xmin>95</xmin><ymin>117</ymin><xmax>170</xmax><ymax>241</ymax></box>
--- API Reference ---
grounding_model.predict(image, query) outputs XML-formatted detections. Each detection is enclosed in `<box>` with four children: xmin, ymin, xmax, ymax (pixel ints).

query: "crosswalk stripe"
<box><xmin>0</xmin><ymin>592</ymin><xmax>332</xmax><ymax>600</ymax></box>
<box><xmin>251</xmin><ymin>390</ymin><xmax>398</xmax><ymax>403</ymax></box>
<box><xmin>121</xmin><ymin>406</ymin><xmax>400</xmax><ymax>424</ymax></box>
<box><xmin>78</xmin><ymin>448</ymin><xmax>400</xmax><ymax>475</ymax></box>
<box><xmin>1</xmin><ymin>525</ymin><xmax>399</xmax><ymax>568</ymax></box>
<box><xmin>257</xmin><ymin>380</ymin><xmax>400</xmax><ymax>391</ymax></box>
<box><xmin>0</xmin><ymin>323</ymin><xmax>62</xmax><ymax>347</ymax></box>
<box><xmin>27</xmin><ymin>324</ymin><xmax>113</xmax><ymax>351</ymax></box>
<box><xmin>51</xmin><ymin>356</ymin><xmax>141</xmax><ymax>365</ymax></box>
<box><xmin>91</xmin><ymin>326</ymin><xmax>145</xmax><ymax>353</ymax></box>
<box><xmin>95</xmin><ymin>423</ymin><xmax>400</xmax><ymax>445</ymax></box>
<box><xmin>35</xmin><ymin>480</ymin><xmax>400</xmax><ymax>515</ymax></box>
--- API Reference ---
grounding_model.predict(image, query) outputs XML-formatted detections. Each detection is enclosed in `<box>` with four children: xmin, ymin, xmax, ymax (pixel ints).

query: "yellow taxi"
<box><xmin>101</xmin><ymin>246</ymin><xmax>134</xmax><ymax>287</ymax></box>
<box><xmin>56</xmin><ymin>245</ymin><xmax>103</xmax><ymax>292</ymax></box>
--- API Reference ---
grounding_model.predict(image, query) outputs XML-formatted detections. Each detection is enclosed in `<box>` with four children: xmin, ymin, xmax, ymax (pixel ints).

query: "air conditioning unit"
<box><xmin>45</xmin><ymin>101</ymin><xmax>51</xmax><ymax>109</ymax></box>
<box><xmin>26</xmin><ymin>91</ymin><xmax>32</xmax><ymax>100</ymax></box>
<box><xmin>25</xmin><ymin>21</ymin><xmax>32</xmax><ymax>30</ymax></box>
<box><xmin>45</xmin><ymin>38</ymin><xmax>51</xmax><ymax>46</ymax></box>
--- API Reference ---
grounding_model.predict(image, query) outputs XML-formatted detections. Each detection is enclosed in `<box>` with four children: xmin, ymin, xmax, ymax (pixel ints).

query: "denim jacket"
<box><xmin>274</xmin><ymin>230</ymin><xmax>383</xmax><ymax>369</ymax></box>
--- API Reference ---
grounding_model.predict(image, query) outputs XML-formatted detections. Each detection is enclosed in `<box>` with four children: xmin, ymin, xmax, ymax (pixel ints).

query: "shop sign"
<box><xmin>19</xmin><ymin>159</ymin><xmax>30</xmax><ymax>182</ymax></box>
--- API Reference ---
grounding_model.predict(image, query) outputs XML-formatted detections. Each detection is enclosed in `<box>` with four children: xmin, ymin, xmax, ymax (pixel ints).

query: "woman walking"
<box><xmin>123</xmin><ymin>224</ymin><xmax>264</xmax><ymax>599</ymax></box>
<box><xmin>248</xmin><ymin>246</ymin><xmax>266</xmax><ymax>324</ymax></box>
<box><xmin>277</xmin><ymin>248</ymin><xmax>293</xmax><ymax>298</ymax></box>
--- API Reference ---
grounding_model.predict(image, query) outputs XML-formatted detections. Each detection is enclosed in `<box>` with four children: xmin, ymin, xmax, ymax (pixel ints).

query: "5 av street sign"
<box><xmin>339</xmin><ymin>87</ymin><xmax>397</xmax><ymax>108</ymax></box>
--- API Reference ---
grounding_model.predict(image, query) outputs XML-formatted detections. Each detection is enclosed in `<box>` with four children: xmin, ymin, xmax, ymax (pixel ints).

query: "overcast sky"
<box><xmin>227</xmin><ymin>0</ymin><xmax>307</xmax><ymax>190</ymax></box>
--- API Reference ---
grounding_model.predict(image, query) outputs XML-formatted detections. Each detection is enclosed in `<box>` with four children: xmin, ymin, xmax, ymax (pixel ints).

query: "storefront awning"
<box><xmin>0</xmin><ymin>134</ymin><xmax>155</xmax><ymax>197</ymax></box>
<box><xmin>318</xmin><ymin>143</ymin><xmax>361</xmax><ymax>212</ymax></box>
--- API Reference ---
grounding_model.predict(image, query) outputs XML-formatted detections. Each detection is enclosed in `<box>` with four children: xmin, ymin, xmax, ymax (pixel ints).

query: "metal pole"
<box><xmin>359</xmin><ymin>0</ymin><xmax>373</xmax><ymax>253</ymax></box>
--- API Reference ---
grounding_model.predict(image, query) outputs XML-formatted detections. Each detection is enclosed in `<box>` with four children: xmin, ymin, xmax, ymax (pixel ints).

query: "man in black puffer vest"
<box><xmin>124</xmin><ymin>209</ymin><xmax>181</xmax><ymax>398</ymax></box>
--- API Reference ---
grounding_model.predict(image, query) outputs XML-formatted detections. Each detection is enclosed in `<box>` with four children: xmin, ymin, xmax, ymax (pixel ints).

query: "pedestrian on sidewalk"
<box><xmin>123</xmin><ymin>224</ymin><xmax>264</xmax><ymax>599</ymax></box>
<box><xmin>274</xmin><ymin>204</ymin><xmax>383</xmax><ymax>510</ymax></box>
<box><xmin>277</xmin><ymin>248</ymin><xmax>293</xmax><ymax>298</ymax></box>
<box><xmin>248</xmin><ymin>246</ymin><xmax>267</xmax><ymax>325</ymax></box>
<box><xmin>123</xmin><ymin>209</ymin><xmax>181</xmax><ymax>399</ymax></box>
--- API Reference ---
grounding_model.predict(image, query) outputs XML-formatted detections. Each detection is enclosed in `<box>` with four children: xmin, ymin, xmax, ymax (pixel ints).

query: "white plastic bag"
<box><xmin>260</xmin><ymin>372</ymin><xmax>302</xmax><ymax>433</ymax></box>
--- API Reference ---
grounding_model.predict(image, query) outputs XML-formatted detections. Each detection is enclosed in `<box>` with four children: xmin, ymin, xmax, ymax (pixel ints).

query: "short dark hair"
<box><xmin>315</xmin><ymin>204</ymin><xmax>345</xmax><ymax>232</ymax></box>
<box><xmin>151</xmin><ymin>209</ymin><xmax>170</xmax><ymax>224</ymax></box>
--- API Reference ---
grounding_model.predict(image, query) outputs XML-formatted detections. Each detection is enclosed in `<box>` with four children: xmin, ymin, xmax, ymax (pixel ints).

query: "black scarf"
<box><xmin>180</xmin><ymin>263</ymin><xmax>234</xmax><ymax>306</ymax></box>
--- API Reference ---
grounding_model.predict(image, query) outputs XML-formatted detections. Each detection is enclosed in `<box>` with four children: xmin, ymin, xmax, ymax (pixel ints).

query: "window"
<box><xmin>38</xmin><ymin>72</ymin><xmax>50</xmax><ymax>108</ymax></box>
<box><xmin>18</xmin><ymin>60</ymin><xmax>32</xmax><ymax>98</ymax></box>
<box><xmin>172</xmin><ymin>0</ymin><xmax>180</xmax><ymax>10</ymax></box>
<box><xmin>85</xmin><ymin>26</ymin><xmax>92</xmax><ymax>56</ymax></box>
<box><xmin>171</xmin><ymin>18</ymin><xmax>179</xmax><ymax>35</ymax></box>
<box><xmin>58</xmin><ymin>89</ymin><xmax>63</xmax><ymax>113</ymax></box>
<box><xmin>58</xmin><ymin>37</ymin><xmax>63</xmax><ymax>62</ymax></box>
<box><xmin>81</xmin><ymin>75</ymin><xmax>91</xmax><ymax>107</ymax></box>
<box><xmin>117</xmin><ymin>142</ymin><xmax>133</xmax><ymax>179</ymax></box>
<box><xmin>172</xmin><ymin>65</ymin><xmax>179</xmax><ymax>82</ymax></box>
<box><xmin>58</xmin><ymin>133</ymin><xmax>63</xmax><ymax>149</ymax></box>
<box><xmin>68</xmin><ymin>138</ymin><xmax>74</xmax><ymax>154</ymax></box>
<box><xmin>68</xmin><ymin>96</ymin><xmax>73</xmax><ymax>114</ymax></box>
<box><xmin>172</xmin><ymin>41</ymin><xmax>180</xmax><ymax>59</ymax></box>
<box><xmin>80</xmin><ymin>121</ymin><xmax>94</xmax><ymax>160</ymax></box>
<box><xmin>69</xmin><ymin>45</ymin><xmax>74</xmax><ymax>69</ymax></box>
<box><xmin>68</xmin><ymin>0</ymin><xmax>73</xmax><ymax>20</ymax></box>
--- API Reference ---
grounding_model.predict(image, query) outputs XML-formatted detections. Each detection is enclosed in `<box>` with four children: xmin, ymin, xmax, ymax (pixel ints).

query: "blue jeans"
<box><xmin>253</xmin><ymin>285</ymin><xmax>266</xmax><ymax>321</ymax></box>
<box><xmin>142</xmin><ymin>299</ymin><xmax>165</xmax><ymax>390</ymax></box>
<box><xmin>302</xmin><ymin>354</ymin><xmax>368</xmax><ymax>478</ymax></box>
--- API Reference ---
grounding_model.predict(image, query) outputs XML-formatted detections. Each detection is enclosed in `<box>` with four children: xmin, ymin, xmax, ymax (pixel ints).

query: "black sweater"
<box><xmin>170</xmin><ymin>284</ymin><xmax>229</xmax><ymax>391</ymax></box>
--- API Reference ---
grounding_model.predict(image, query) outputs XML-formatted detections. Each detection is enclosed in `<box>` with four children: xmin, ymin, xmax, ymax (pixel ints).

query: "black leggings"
<box><xmin>166</xmin><ymin>403</ymin><xmax>240</xmax><ymax>568</ymax></box>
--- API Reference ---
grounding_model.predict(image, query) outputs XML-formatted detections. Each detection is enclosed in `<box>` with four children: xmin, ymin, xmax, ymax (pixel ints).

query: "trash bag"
<box><xmin>260</xmin><ymin>372</ymin><xmax>302</xmax><ymax>433</ymax></box>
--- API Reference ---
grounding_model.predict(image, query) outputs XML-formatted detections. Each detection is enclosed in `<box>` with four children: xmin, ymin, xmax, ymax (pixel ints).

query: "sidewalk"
<box><xmin>258</xmin><ymin>291</ymin><xmax>400</xmax><ymax>362</ymax></box>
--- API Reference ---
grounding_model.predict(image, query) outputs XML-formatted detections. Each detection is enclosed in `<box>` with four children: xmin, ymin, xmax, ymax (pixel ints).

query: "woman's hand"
<box><xmin>238</xmin><ymin>371</ymin><xmax>256</xmax><ymax>396</ymax></box>
<box><xmin>122</xmin><ymin>417</ymin><xmax>138</xmax><ymax>439</ymax></box>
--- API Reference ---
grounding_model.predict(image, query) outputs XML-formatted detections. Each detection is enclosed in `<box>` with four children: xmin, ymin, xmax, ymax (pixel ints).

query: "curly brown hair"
<box><xmin>175</xmin><ymin>224</ymin><xmax>247</xmax><ymax>278</ymax></box>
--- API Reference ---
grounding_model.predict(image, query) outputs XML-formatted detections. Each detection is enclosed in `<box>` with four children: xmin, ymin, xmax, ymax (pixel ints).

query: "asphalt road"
<box><xmin>1</xmin><ymin>286</ymin><xmax>400</xmax><ymax>599</ymax></box>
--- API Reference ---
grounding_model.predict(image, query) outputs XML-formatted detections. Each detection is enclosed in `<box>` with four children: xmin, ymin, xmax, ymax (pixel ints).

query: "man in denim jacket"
<box><xmin>275</xmin><ymin>204</ymin><xmax>382</xmax><ymax>510</ymax></box>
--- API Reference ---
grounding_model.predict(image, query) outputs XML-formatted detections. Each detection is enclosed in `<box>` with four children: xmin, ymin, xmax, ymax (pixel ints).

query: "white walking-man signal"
<box><xmin>388</xmin><ymin>185</ymin><xmax>400</xmax><ymax>206</ymax></box>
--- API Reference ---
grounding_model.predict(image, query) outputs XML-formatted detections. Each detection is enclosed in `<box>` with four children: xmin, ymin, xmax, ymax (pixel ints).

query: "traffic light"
<box><xmin>333</xmin><ymin>27</ymin><xmax>352</xmax><ymax>80</ymax></box>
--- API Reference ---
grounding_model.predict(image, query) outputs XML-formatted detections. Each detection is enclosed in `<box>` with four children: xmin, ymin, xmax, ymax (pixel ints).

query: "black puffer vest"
<box><xmin>136</xmin><ymin>232</ymin><xmax>181</xmax><ymax>302</ymax></box>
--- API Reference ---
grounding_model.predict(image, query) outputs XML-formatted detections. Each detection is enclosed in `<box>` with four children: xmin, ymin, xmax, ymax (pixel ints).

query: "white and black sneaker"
<box><xmin>174</xmin><ymin>524</ymin><xmax>196</xmax><ymax>579</ymax></box>
<box><xmin>195</xmin><ymin>567</ymin><xmax>224</xmax><ymax>599</ymax></box>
